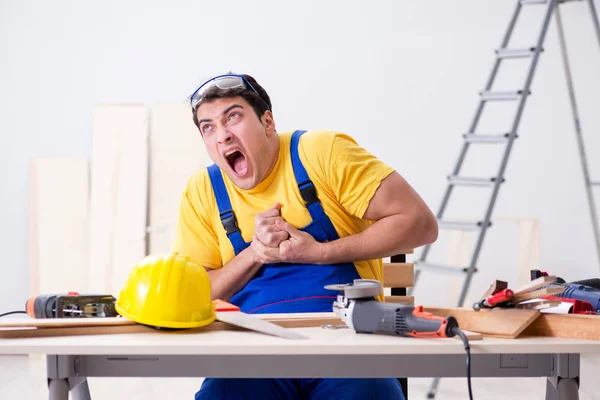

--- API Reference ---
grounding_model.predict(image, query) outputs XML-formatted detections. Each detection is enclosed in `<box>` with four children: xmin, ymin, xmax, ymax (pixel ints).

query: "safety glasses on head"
<box><xmin>189</xmin><ymin>74</ymin><xmax>262</xmax><ymax>111</ymax></box>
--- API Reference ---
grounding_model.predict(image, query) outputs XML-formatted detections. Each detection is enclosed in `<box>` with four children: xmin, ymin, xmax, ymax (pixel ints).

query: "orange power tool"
<box><xmin>25</xmin><ymin>293</ymin><xmax>118</xmax><ymax>318</ymax></box>
<box><xmin>325</xmin><ymin>279</ymin><xmax>459</xmax><ymax>338</ymax></box>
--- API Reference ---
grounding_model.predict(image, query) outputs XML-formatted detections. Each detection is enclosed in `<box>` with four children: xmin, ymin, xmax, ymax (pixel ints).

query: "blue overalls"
<box><xmin>196</xmin><ymin>130</ymin><xmax>405</xmax><ymax>400</ymax></box>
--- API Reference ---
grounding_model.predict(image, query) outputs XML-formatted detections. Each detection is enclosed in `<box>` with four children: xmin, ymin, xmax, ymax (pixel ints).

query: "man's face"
<box><xmin>195</xmin><ymin>96</ymin><xmax>276</xmax><ymax>190</ymax></box>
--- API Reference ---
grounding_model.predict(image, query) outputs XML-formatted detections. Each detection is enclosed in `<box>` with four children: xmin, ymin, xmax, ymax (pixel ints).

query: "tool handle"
<box><xmin>485</xmin><ymin>288</ymin><xmax>514</xmax><ymax>307</ymax></box>
<box><xmin>406</xmin><ymin>306</ymin><xmax>458</xmax><ymax>338</ymax></box>
<box><xmin>213</xmin><ymin>299</ymin><xmax>241</xmax><ymax>312</ymax></box>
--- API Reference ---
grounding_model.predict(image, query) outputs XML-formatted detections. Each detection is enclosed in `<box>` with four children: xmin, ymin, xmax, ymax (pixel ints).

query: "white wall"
<box><xmin>1</xmin><ymin>0</ymin><xmax>600</xmax><ymax>311</ymax></box>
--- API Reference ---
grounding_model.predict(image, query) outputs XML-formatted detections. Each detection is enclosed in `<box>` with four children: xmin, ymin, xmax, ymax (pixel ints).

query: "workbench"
<box><xmin>1</xmin><ymin>317</ymin><xmax>600</xmax><ymax>400</ymax></box>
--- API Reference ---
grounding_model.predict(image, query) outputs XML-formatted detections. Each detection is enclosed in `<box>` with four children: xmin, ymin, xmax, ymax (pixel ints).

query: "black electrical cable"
<box><xmin>451</xmin><ymin>326</ymin><xmax>473</xmax><ymax>400</ymax></box>
<box><xmin>0</xmin><ymin>311</ymin><xmax>27</xmax><ymax>318</ymax></box>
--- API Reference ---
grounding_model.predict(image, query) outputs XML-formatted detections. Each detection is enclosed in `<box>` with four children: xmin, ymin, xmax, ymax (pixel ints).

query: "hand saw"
<box><xmin>213</xmin><ymin>300</ymin><xmax>308</xmax><ymax>340</ymax></box>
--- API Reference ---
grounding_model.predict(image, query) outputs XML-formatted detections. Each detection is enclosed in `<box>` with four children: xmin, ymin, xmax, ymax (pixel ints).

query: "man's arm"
<box><xmin>318</xmin><ymin>170</ymin><xmax>438</xmax><ymax>264</ymax></box>
<box><xmin>205</xmin><ymin>246</ymin><xmax>263</xmax><ymax>301</ymax></box>
<box><xmin>251</xmin><ymin>170</ymin><xmax>438</xmax><ymax>265</ymax></box>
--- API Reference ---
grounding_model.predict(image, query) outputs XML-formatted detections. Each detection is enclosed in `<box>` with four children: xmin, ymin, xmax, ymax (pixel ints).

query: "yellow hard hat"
<box><xmin>116</xmin><ymin>253</ymin><xmax>215</xmax><ymax>329</ymax></box>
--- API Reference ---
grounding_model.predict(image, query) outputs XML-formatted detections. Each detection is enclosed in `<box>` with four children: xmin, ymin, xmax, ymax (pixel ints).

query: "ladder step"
<box><xmin>520</xmin><ymin>0</ymin><xmax>548</xmax><ymax>4</ymax></box>
<box><xmin>415</xmin><ymin>262</ymin><xmax>474</xmax><ymax>275</ymax></box>
<box><xmin>438</xmin><ymin>220</ymin><xmax>491</xmax><ymax>231</ymax></box>
<box><xmin>463</xmin><ymin>133</ymin><xmax>517</xmax><ymax>143</ymax></box>
<box><xmin>591</xmin><ymin>181</ymin><xmax>600</xmax><ymax>186</ymax></box>
<box><xmin>480</xmin><ymin>90</ymin><xmax>530</xmax><ymax>101</ymax></box>
<box><xmin>496</xmin><ymin>47</ymin><xmax>540</xmax><ymax>59</ymax></box>
<box><xmin>447</xmin><ymin>176</ymin><xmax>504</xmax><ymax>187</ymax></box>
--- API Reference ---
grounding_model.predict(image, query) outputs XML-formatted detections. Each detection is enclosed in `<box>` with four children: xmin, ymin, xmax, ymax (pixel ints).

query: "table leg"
<box><xmin>70</xmin><ymin>376</ymin><xmax>92</xmax><ymax>400</ymax></box>
<box><xmin>48</xmin><ymin>379</ymin><xmax>69</xmax><ymax>400</ymax></box>
<box><xmin>47</xmin><ymin>355</ymin><xmax>92</xmax><ymax>400</ymax></box>
<box><xmin>545</xmin><ymin>377</ymin><xmax>579</xmax><ymax>400</ymax></box>
<box><xmin>545</xmin><ymin>354</ymin><xmax>580</xmax><ymax>400</ymax></box>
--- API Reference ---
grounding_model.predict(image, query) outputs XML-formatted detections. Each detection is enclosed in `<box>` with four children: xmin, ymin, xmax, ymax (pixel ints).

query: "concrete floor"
<box><xmin>1</xmin><ymin>355</ymin><xmax>599</xmax><ymax>399</ymax></box>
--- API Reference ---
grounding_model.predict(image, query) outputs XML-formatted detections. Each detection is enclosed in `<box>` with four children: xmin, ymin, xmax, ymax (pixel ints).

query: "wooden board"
<box><xmin>478</xmin><ymin>280</ymin><xmax>508</xmax><ymax>302</ymax></box>
<box><xmin>459</xmin><ymin>331</ymin><xmax>483</xmax><ymax>341</ymax></box>
<box><xmin>28</xmin><ymin>158</ymin><xmax>89</xmax><ymax>296</ymax></box>
<box><xmin>384</xmin><ymin>296</ymin><xmax>414</xmax><ymax>305</ymax></box>
<box><xmin>516</xmin><ymin>218</ymin><xmax>540</xmax><ymax>287</ymax></box>
<box><xmin>0</xmin><ymin>316</ymin><xmax>344</xmax><ymax>339</ymax></box>
<box><xmin>148</xmin><ymin>103</ymin><xmax>210</xmax><ymax>254</ymax></box>
<box><xmin>88</xmin><ymin>105</ymin><xmax>148</xmax><ymax>297</ymax></box>
<box><xmin>383</xmin><ymin>263</ymin><xmax>414</xmax><ymax>288</ymax></box>
<box><xmin>424</xmin><ymin>307</ymin><xmax>540</xmax><ymax>339</ymax></box>
<box><xmin>0</xmin><ymin>324</ymin><xmax>151</xmax><ymax>339</ymax></box>
<box><xmin>0</xmin><ymin>314</ymin><xmax>343</xmax><ymax>329</ymax></box>
<box><xmin>522</xmin><ymin>313</ymin><xmax>600</xmax><ymax>340</ymax></box>
<box><xmin>0</xmin><ymin>321</ymin><xmax>247</xmax><ymax>339</ymax></box>
<box><xmin>0</xmin><ymin>317</ymin><xmax>134</xmax><ymax>329</ymax></box>
<box><xmin>510</xmin><ymin>287</ymin><xmax>565</xmax><ymax>304</ymax></box>
<box><xmin>513</xmin><ymin>275</ymin><xmax>557</xmax><ymax>296</ymax></box>
<box><xmin>0</xmin><ymin>316</ymin><xmax>486</xmax><ymax>341</ymax></box>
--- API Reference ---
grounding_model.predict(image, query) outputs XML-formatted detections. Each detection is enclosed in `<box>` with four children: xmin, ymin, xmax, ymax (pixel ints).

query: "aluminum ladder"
<box><xmin>413</xmin><ymin>0</ymin><xmax>600</xmax><ymax>397</ymax></box>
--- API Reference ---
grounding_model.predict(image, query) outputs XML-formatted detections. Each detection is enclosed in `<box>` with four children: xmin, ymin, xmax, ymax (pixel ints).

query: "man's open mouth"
<box><xmin>225</xmin><ymin>150</ymin><xmax>248</xmax><ymax>176</ymax></box>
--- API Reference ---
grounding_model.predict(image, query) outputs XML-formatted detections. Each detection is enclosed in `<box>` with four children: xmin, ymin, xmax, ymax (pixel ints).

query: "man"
<box><xmin>174</xmin><ymin>73</ymin><xmax>438</xmax><ymax>400</ymax></box>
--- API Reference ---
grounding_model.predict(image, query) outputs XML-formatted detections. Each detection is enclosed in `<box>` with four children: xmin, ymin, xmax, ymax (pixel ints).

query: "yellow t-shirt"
<box><xmin>173</xmin><ymin>130</ymin><xmax>395</xmax><ymax>287</ymax></box>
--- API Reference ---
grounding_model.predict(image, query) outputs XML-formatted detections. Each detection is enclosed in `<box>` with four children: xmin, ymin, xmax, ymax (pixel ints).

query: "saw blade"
<box><xmin>212</xmin><ymin>299</ymin><xmax>309</xmax><ymax>340</ymax></box>
<box><xmin>216</xmin><ymin>311</ymin><xmax>309</xmax><ymax>340</ymax></box>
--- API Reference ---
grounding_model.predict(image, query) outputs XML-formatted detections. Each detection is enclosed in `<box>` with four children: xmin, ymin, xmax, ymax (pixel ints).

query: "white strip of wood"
<box><xmin>29</xmin><ymin>157</ymin><xmax>89</xmax><ymax>296</ymax></box>
<box><xmin>148</xmin><ymin>103</ymin><xmax>209</xmax><ymax>254</ymax></box>
<box><xmin>88</xmin><ymin>105</ymin><xmax>148</xmax><ymax>296</ymax></box>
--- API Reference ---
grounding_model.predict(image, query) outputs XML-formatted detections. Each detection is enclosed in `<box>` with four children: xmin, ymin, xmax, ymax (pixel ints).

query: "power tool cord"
<box><xmin>451</xmin><ymin>326</ymin><xmax>473</xmax><ymax>400</ymax></box>
<box><xmin>0</xmin><ymin>311</ymin><xmax>27</xmax><ymax>318</ymax></box>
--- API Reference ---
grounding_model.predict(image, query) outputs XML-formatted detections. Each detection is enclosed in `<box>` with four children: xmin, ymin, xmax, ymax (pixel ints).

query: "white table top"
<box><xmin>1</xmin><ymin>326</ymin><xmax>600</xmax><ymax>356</ymax></box>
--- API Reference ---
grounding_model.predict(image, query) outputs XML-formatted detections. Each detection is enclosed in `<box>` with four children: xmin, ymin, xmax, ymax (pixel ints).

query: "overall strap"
<box><xmin>290</xmin><ymin>130</ymin><xmax>339</xmax><ymax>240</ymax></box>
<box><xmin>207</xmin><ymin>164</ymin><xmax>248</xmax><ymax>255</ymax></box>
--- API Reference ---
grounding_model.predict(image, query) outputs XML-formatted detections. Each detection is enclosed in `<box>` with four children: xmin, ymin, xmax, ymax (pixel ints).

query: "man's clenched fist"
<box><xmin>252</xmin><ymin>203</ymin><xmax>290</xmax><ymax>248</ymax></box>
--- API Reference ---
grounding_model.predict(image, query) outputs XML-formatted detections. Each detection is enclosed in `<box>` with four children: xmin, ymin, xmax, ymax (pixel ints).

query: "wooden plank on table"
<box><xmin>460</xmin><ymin>331</ymin><xmax>483</xmax><ymax>341</ymax></box>
<box><xmin>28</xmin><ymin>158</ymin><xmax>89</xmax><ymax>296</ymax></box>
<box><xmin>0</xmin><ymin>324</ymin><xmax>152</xmax><ymax>339</ymax></box>
<box><xmin>148</xmin><ymin>103</ymin><xmax>210</xmax><ymax>254</ymax></box>
<box><xmin>0</xmin><ymin>317</ymin><xmax>134</xmax><ymax>329</ymax></box>
<box><xmin>88</xmin><ymin>105</ymin><xmax>148</xmax><ymax>297</ymax></box>
<box><xmin>384</xmin><ymin>296</ymin><xmax>415</xmax><ymax>305</ymax></box>
<box><xmin>424</xmin><ymin>307</ymin><xmax>540</xmax><ymax>339</ymax></box>
<box><xmin>383</xmin><ymin>263</ymin><xmax>414</xmax><ymax>288</ymax></box>
<box><xmin>0</xmin><ymin>314</ymin><xmax>342</xmax><ymax>330</ymax></box>
<box><xmin>510</xmin><ymin>287</ymin><xmax>565</xmax><ymax>304</ymax></box>
<box><xmin>0</xmin><ymin>316</ymin><xmax>345</xmax><ymax>339</ymax></box>
<box><xmin>478</xmin><ymin>280</ymin><xmax>508</xmax><ymax>302</ymax></box>
<box><xmin>263</xmin><ymin>316</ymin><xmax>344</xmax><ymax>328</ymax></box>
<box><xmin>0</xmin><ymin>322</ymin><xmax>234</xmax><ymax>339</ymax></box>
<box><xmin>512</xmin><ymin>275</ymin><xmax>557</xmax><ymax>296</ymax></box>
<box><xmin>522</xmin><ymin>313</ymin><xmax>600</xmax><ymax>340</ymax></box>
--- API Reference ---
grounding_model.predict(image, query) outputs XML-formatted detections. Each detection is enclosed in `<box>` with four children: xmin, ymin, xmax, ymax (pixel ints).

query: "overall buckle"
<box><xmin>220</xmin><ymin>210</ymin><xmax>239</xmax><ymax>235</ymax></box>
<box><xmin>299</xmin><ymin>181</ymin><xmax>319</xmax><ymax>206</ymax></box>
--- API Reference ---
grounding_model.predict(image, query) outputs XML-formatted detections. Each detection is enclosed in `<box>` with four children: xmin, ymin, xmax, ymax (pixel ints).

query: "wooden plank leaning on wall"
<box><xmin>29</xmin><ymin>158</ymin><xmax>89</xmax><ymax>296</ymax></box>
<box><xmin>148</xmin><ymin>103</ymin><xmax>210</xmax><ymax>254</ymax></box>
<box><xmin>87</xmin><ymin>105</ymin><xmax>148</xmax><ymax>297</ymax></box>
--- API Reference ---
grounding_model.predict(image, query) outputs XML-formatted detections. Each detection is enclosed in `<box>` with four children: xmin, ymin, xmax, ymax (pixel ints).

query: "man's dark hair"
<box><xmin>192</xmin><ymin>74</ymin><xmax>272</xmax><ymax>130</ymax></box>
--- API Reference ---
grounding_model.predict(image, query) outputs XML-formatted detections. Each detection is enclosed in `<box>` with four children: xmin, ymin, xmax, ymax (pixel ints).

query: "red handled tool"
<box><xmin>472</xmin><ymin>288</ymin><xmax>514</xmax><ymax>311</ymax></box>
